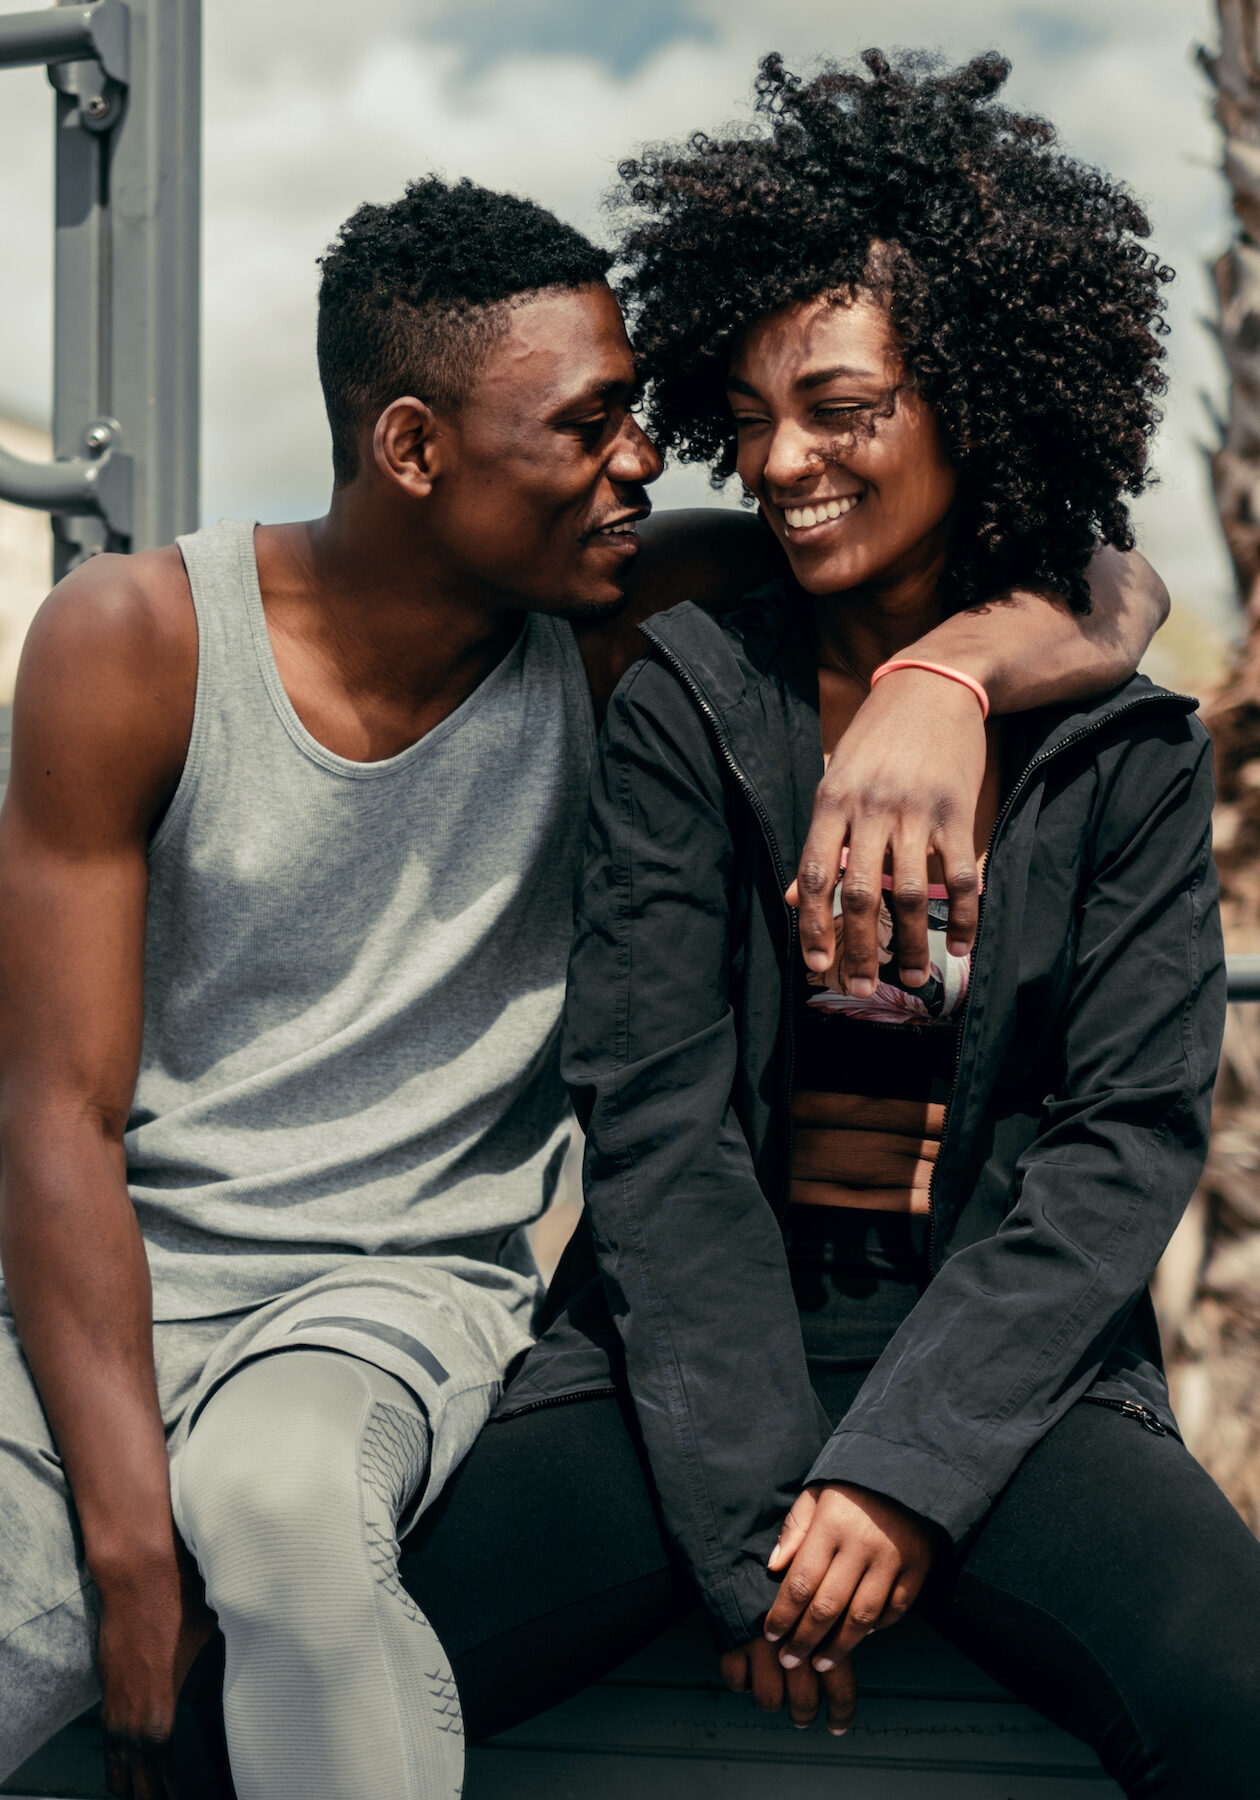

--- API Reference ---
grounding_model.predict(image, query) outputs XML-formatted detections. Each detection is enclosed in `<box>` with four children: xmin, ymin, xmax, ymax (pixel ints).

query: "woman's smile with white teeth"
<box><xmin>782</xmin><ymin>494</ymin><xmax>861</xmax><ymax>530</ymax></box>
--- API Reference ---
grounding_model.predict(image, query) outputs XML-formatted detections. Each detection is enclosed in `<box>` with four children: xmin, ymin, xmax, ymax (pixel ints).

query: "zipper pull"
<box><xmin>1121</xmin><ymin>1401</ymin><xmax>1167</xmax><ymax>1435</ymax></box>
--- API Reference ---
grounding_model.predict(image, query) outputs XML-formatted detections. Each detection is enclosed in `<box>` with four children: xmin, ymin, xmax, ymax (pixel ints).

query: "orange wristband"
<box><xmin>869</xmin><ymin>658</ymin><xmax>991</xmax><ymax>721</ymax></box>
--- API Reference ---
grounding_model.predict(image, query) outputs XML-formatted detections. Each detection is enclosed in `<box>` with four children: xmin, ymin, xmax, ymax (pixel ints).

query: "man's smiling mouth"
<box><xmin>585</xmin><ymin>507</ymin><xmax>651</xmax><ymax>553</ymax></box>
<box><xmin>587</xmin><ymin>505</ymin><xmax>651</xmax><ymax>538</ymax></box>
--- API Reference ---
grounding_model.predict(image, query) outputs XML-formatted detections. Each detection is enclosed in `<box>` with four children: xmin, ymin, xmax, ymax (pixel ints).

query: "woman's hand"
<box><xmin>719</xmin><ymin>1635</ymin><xmax>857</xmax><ymax>1736</ymax></box>
<box><xmin>764</xmin><ymin>1482</ymin><xmax>936</xmax><ymax>1672</ymax></box>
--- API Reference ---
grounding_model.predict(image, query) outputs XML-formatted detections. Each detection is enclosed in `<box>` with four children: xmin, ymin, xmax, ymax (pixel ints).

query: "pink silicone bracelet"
<box><xmin>869</xmin><ymin>658</ymin><xmax>990</xmax><ymax>721</ymax></box>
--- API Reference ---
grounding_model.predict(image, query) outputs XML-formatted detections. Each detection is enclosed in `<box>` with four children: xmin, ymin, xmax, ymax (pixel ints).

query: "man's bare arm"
<box><xmin>579</xmin><ymin>513</ymin><xmax>1166</xmax><ymax>982</ymax></box>
<box><xmin>577</xmin><ymin>516</ymin><xmax>1165</xmax><ymax>718</ymax></box>
<box><xmin>581</xmin><ymin>513</ymin><xmax>1167</xmax><ymax>985</ymax></box>
<box><xmin>0</xmin><ymin>552</ymin><xmax>202</xmax><ymax>1794</ymax></box>
<box><xmin>795</xmin><ymin>544</ymin><xmax>1171</xmax><ymax>990</ymax></box>
<box><xmin>896</xmin><ymin>543</ymin><xmax>1170</xmax><ymax>712</ymax></box>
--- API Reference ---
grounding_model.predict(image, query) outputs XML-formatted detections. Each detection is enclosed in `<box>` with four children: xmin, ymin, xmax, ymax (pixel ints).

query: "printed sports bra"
<box><xmin>802</xmin><ymin>865</ymin><xmax>975</xmax><ymax>1027</ymax></box>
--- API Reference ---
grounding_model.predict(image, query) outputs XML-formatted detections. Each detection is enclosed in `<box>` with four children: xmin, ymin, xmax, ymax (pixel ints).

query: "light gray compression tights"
<box><xmin>176</xmin><ymin>1350</ymin><xmax>463</xmax><ymax>1800</ymax></box>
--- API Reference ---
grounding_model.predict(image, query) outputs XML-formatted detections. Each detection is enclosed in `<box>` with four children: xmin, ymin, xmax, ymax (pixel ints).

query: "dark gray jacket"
<box><xmin>496</xmin><ymin>590</ymin><xmax>1225</xmax><ymax>1650</ymax></box>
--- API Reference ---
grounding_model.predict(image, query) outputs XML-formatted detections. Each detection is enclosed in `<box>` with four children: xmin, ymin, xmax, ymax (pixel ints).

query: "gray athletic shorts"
<box><xmin>0</xmin><ymin>1253</ymin><xmax>540</xmax><ymax>1778</ymax></box>
<box><xmin>165</xmin><ymin>1254</ymin><xmax>539</xmax><ymax>1531</ymax></box>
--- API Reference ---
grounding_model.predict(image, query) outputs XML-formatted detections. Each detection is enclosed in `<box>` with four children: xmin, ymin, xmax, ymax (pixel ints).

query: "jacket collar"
<box><xmin>638</xmin><ymin>585</ymin><xmax>809</xmax><ymax>725</ymax></box>
<box><xmin>638</xmin><ymin>587</ymin><xmax>822</xmax><ymax>878</ymax></box>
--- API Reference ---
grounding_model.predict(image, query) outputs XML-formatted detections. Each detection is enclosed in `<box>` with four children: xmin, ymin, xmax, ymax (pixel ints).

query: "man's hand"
<box><xmin>719</xmin><ymin>1635</ymin><xmax>857</xmax><ymax>1736</ymax></box>
<box><xmin>788</xmin><ymin>671</ymin><xmax>985</xmax><ymax>993</ymax></box>
<box><xmin>763</xmin><ymin>1483</ymin><xmax>936</xmax><ymax>1674</ymax></box>
<box><xmin>788</xmin><ymin>542</ymin><xmax>1170</xmax><ymax>989</ymax></box>
<box><xmin>97</xmin><ymin>1537</ymin><xmax>215</xmax><ymax>1799</ymax></box>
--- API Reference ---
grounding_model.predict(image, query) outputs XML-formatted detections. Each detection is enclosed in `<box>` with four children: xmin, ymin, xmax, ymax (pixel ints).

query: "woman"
<box><xmin>547</xmin><ymin>50</ymin><xmax>1259</xmax><ymax>1798</ymax></box>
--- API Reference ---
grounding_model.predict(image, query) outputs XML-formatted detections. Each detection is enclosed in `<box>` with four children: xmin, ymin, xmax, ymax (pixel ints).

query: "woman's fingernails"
<box><xmin>806</xmin><ymin>951</ymin><xmax>831</xmax><ymax>971</ymax></box>
<box><xmin>813</xmin><ymin>1657</ymin><xmax>835</xmax><ymax>1672</ymax></box>
<box><xmin>847</xmin><ymin>977</ymin><xmax>875</xmax><ymax>998</ymax></box>
<box><xmin>828</xmin><ymin>1725</ymin><xmax>849</xmax><ymax>1737</ymax></box>
<box><xmin>779</xmin><ymin>1652</ymin><xmax>801</xmax><ymax>1669</ymax></box>
<box><xmin>900</xmin><ymin>967</ymin><xmax>927</xmax><ymax>987</ymax></box>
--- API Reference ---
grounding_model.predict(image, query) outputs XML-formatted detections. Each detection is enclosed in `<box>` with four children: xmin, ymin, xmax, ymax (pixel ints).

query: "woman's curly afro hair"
<box><xmin>614</xmin><ymin>50</ymin><xmax>1173</xmax><ymax>610</ymax></box>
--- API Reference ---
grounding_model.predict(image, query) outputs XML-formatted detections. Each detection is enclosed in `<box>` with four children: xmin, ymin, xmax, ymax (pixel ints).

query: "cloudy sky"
<box><xmin>0</xmin><ymin>0</ymin><xmax>1236</xmax><ymax>651</ymax></box>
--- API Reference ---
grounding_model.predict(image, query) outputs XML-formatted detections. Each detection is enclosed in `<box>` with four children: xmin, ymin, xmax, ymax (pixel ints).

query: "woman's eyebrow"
<box><xmin>726</xmin><ymin>364</ymin><xmax>883</xmax><ymax>398</ymax></box>
<box><xmin>796</xmin><ymin>363</ymin><xmax>880</xmax><ymax>390</ymax></box>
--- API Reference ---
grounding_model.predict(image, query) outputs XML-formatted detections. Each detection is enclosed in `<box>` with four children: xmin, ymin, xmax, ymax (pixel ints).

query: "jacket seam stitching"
<box><xmin>946</xmin><ymin>1102</ymin><xmax>1173</xmax><ymax>1501</ymax></box>
<box><xmin>602</xmin><ymin>665</ymin><xmax>760</xmax><ymax>1641</ymax></box>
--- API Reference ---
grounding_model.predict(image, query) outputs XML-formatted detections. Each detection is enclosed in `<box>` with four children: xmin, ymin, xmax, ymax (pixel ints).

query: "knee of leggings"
<box><xmin>1126</xmin><ymin>1672</ymin><xmax>1260</xmax><ymax>1800</ymax></box>
<box><xmin>176</xmin><ymin>1368</ymin><xmax>368</xmax><ymax>1615</ymax></box>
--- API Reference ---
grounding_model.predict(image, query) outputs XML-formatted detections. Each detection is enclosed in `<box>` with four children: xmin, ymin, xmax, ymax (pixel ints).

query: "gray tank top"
<box><xmin>127</xmin><ymin>520</ymin><xmax>595</xmax><ymax>1321</ymax></box>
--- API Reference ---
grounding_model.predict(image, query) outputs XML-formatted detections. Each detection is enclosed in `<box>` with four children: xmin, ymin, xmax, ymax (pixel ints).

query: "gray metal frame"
<box><xmin>0</xmin><ymin>0</ymin><xmax>200</xmax><ymax>578</ymax></box>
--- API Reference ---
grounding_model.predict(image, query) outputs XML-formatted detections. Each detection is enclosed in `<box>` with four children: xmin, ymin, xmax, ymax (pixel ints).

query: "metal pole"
<box><xmin>1226</xmin><ymin>952</ymin><xmax>1260</xmax><ymax>1002</ymax></box>
<box><xmin>0</xmin><ymin>0</ymin><xmax>200</xmax><ymax>577</ymax></box>
<box><xmin>50</xmin><ymin>0</ymin><xmax>201</xmax><ymax>575</ymax></box>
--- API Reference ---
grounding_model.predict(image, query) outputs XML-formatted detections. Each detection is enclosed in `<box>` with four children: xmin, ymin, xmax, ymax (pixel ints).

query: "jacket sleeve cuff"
<box><xmin>805</xmin><ymin>1429</ymin><xmax>993</xmax><ymax>1544</ymax></box>
<box><xmin>706</xmin><ymin>1559</ymin><xmax>784</xmax><ymax>1652</ymax></box>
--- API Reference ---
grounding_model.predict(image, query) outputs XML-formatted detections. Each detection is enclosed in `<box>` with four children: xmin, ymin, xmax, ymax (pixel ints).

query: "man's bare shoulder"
<box><xmin>9</xmin><ymin>545</ymin><xmax>197</xmax><ymax>836</ymax></box>
<box><xmin>627</xmin><ymin>507</ymin><xmax>782</xmax><ymax>618</ymax></box>
<box><xmin>572</xmin><ymin>508</ymin><xmax>786</xmax><ymax>715</ymax></box>
<box><xmin>28</xmin><ymin>543</ymin><xmax>195</xmax><ymax>665</ymax></box>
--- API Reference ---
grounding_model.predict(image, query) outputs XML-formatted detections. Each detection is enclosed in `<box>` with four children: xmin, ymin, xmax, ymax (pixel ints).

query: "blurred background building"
<box><xmin>0</xmin><ymin>410</ymin><xmax>50</xmax><ymax>699</ymax></box>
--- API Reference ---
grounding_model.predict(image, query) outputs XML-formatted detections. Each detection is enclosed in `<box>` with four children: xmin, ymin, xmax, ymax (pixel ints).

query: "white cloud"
<box><xmin>0</xmin><ymin>0</ymin><xmax>1237</xmax><ymax>631</ymax></box>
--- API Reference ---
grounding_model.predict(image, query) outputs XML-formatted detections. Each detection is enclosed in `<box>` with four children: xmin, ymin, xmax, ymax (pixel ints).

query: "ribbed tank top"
<box><xmin>126</xmin><ymin>520</ymin><xmax>595</xmax><ymax>1321</ymax></box>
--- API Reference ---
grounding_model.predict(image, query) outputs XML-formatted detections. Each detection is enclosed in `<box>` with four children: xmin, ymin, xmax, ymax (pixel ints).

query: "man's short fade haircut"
<box><xmin>317</xmin><ymin>175</ymin><xmax>614</xmax><ymax>486</ymax></box>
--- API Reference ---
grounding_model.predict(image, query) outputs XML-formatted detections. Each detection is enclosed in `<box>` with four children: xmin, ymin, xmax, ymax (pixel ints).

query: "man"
<box><xmin>0</xmin><ymin>176</ymin><xmax>1165</xmax><ymax>1800</ymax></box>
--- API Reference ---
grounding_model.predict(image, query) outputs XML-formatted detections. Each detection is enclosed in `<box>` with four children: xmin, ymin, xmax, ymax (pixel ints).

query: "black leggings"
<box><xmin>406</xmin><ymin>1385</ymin><xmax>1260</xmax><ymax>1800</ymax></box>
<box><xmin>176</xmin><ymin>1383</ymin><xmax>1260</xmax><ymax>1800</ymax></box>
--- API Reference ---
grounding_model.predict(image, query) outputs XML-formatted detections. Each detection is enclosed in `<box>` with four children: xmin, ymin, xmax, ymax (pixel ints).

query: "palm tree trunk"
<box><xmin>1156</xmin><ymin>0</ymin><xmax>1260</xmax><ymax>1531</ymax></box>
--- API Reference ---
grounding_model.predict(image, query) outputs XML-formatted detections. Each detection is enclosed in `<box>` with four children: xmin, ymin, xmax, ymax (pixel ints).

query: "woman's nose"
<box><xmin>762</xmin><ymin>420</ymin><xmax>826</xmax><ymax>491</ymax></box>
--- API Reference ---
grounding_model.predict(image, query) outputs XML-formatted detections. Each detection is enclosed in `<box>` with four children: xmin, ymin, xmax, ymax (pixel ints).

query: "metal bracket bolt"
<box><xmin>83</xmin><ymin>420</ymin><xmax>116</xmax><ymax>455</ymax></box>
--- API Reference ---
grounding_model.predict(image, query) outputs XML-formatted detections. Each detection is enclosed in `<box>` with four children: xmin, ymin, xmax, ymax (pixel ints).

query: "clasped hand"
<box><xmin>720</xmin><ymin>1482</ymin><xmax>935</xmax><ymax>1734</ymax></box>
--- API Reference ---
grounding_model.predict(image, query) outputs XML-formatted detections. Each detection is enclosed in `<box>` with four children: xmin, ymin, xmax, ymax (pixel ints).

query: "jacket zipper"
<box><xmin>925</xmin><ymin>690</ymin><xmax>1195</xmax><ymax>1273</ymax></box>
<box><xmin>643</xmin><ymin>637</ymin><xmax>800</xmax><ymax>1207</ymax></box>
<box><xmin>494</xmin><ymin>1384</ymin><xmax>619</xmax><ymax>1422</ymax></box>
<box><xmin>1078</xmin><ymin>1394</ymin><xmax>1168</xmax><ymax>1434</ymax></box>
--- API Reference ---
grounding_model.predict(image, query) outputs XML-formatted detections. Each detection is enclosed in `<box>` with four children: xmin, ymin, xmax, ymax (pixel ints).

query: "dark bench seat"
<box><xmin>2</xmin><ymin>1611</ymin><xmax>1121</xmax><ymax>1798</ymax></box>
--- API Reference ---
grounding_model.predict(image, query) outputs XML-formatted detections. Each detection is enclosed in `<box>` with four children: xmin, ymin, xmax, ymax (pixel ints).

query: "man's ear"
<box><xmin>372</xmin><ymin>397</ymin><xmax>447</xmax><ymax>499</ymax></box>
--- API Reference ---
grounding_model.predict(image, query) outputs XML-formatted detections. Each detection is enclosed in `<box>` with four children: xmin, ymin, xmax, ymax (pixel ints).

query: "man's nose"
<box><xmin>763</xmin><ymin>419</ymin><xmax>825</xmax><ymax>492</ymax></box>
<box><xmin>609</xmin><ymin>415</ymin><xmax>664</xmax><ymax>487</ymax></box>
